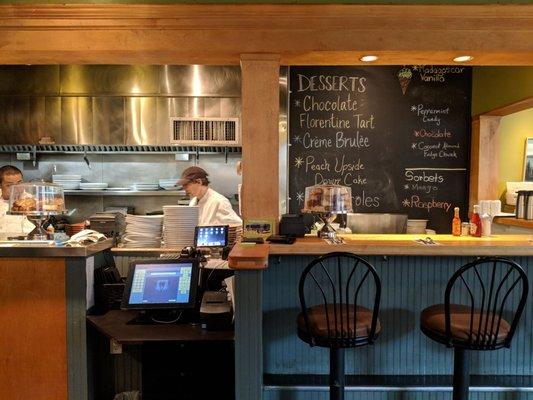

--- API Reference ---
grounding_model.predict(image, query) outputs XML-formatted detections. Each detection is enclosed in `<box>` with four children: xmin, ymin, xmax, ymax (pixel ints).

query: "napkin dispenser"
<box><xmin>279</xmin><ymin>213</ymin><xmax>313</xmax><ymax>237</ymax></box>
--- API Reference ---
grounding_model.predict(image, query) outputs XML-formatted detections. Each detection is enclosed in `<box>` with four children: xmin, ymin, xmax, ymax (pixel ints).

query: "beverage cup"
<box><xmin>490</xmin><ymin>200</ymin><xmax>501</xmax><ymax>216</ymax></box>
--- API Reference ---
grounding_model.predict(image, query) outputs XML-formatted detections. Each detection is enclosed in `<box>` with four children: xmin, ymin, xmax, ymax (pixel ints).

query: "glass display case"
<box><xmin>8</xmin><ymin>182</ymin><xmax>66</xmax><ymax>239</ymax></box>
<box><xmin>302</xmin><ymin>184</ymin><xmax>353</xmax><ymax>238</ymax></box>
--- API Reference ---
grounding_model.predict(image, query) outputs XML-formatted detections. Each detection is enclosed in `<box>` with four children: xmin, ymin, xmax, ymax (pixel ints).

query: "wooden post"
<box><xmin>240</xmin><ymin>54</ymin><xmax>280</xmax><ymax>224</ymax></box>
<box><xmin>470</xmin><ymin>115</ymin><xmax>501</xmax><ymax>209</ymax></box>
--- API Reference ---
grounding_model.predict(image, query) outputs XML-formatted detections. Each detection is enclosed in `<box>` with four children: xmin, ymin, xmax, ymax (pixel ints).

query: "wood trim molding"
<box><xmin>0</xmin><ymin>4</ymin><xmax>532</xmax><ymax>65</ymax></box>
<box><xmin>482</xmin><ymin>96</ymin><xmax>533</xmax><ymax>116</ymax></box>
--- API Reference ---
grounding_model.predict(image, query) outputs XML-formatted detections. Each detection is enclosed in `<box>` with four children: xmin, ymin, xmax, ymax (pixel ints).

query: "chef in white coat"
<box><xmin>0</xmin><ymin>165</ymin><xmax>34</xmax><ymax>237</ymax></box>
<box><xmin>177</xmin><ymin>166</ymin><xmax>242</xmax><ymax>227</ymax></box>
<box><xmin>0</xmin><ymin>165</ymin><xmax>23</xmax><ymax>215</ymax></box>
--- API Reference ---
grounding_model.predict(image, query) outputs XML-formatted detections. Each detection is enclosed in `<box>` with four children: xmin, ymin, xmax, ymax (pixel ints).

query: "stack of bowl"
<box><xmin>52</xmin><ymin>174</ymin><xmax>82</xmax><ymax>190</ymax></box>
<box><xmin>159</xmin><ymin>179</ymin><xmax>179</xmax><ymax>191</ymax></box>
<box><xmin>406</xmin><ymin>219</ymin><xmax>428</xmax><ymax>234</ymax></box>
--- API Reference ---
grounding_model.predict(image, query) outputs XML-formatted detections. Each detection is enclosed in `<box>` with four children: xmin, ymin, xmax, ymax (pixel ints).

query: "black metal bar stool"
<box><xmin>420</xmin><ymin>257</ymin><xmax>529</xmax><ymax>400</ymax></box>
<box><xmin>297</xmin><ymin>252</ymin><xmax>381</xmax><ymax>400</ymax></box>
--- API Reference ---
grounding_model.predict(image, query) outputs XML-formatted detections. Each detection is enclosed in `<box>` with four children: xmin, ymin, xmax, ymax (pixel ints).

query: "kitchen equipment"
<box><xmin>347</xmin><ymin>213</ymin><xmax>408</xmax><ymax>234</ymax></box>
<box><xmin>89</xmin><ymin>212</ymin><xmax>125</xmax><ymax>238</ymax></box>
<box><xmin>279</xmin><ymin>213</ymin><xmax>313</xmax><ymax>237</ymax></box>
<box><xmin>515</xmin><ymin>190</ymin><xmax>529</xmax><ymax>219</ymax></box>
<box><xmin>302</xmin><ymin>184</ymin><xmax>352</xmax><ymax>238</ymax></box>
<box><xmin>527</xmin><ymin>192</ymin><xmax>533</xmax><ymax>220</ymax></box>
<box><xmin>506</xmin><ymin>182</ymin><xmax>533</xmax><ymax>206</ymax></box>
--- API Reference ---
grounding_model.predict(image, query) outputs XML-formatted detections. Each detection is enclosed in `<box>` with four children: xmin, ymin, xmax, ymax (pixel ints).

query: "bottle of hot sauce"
<box><xmin>469</xmin><ymin>205</ymin><xmax>482</xmax><ymax>237</ymax></box>
<box><xmin>452</xmin><ymin>207</ymin><xmax>461</xmax><ymax>236</ymax></box>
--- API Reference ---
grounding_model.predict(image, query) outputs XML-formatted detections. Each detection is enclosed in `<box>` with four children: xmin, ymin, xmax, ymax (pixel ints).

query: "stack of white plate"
<box><xmin>79</xmin><ymin>182</ymin><xmax>108</xmax><ymax>190</ymax></box>
<box><xmin>228</xmin><ymin>225</ymin><xmax>243</xmax><ymax>246</ymax></box>
<box><xmin>159</xmin><ymin>179</ymin><xmax>179</xmax><ymax>191</ymax></box>
<box><xmin>132</xmin><ymin>182</ymin><xmax>159</xmax><ymax>191</ymax></box>
<box><xmin>52</xmin><ymin>174</ymin><xmax>82</xmax><ymax>190</ymax></box>
<box><xmin>123</xmin><ymin>214</ymin><xmax>163</xmax><ymax>248</ymax></box>
<box><xmin>162</xmin><ymin>205</ymin><xmax>198</xmax><ymax>248</ymax></box>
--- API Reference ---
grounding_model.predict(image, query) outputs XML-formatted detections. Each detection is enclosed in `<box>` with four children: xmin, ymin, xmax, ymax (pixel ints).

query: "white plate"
<box><xmin>53</xmin><ymin>174</ymin><xmax>82</xmax><ymax>180</ymax></box>
<box><xmin>59</xmin><ymin>183</ymin><xmax>80</xmax><ymax>190</ymax></box>
<box><xmin>80</xmin><ymin>183</ymin><xmax>108</xmax><ymax>188</ymax></box>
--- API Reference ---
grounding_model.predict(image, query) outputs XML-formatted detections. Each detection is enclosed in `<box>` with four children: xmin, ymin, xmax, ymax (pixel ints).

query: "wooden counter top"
<box><xmin>111</xmin><ymin>235</ymin><xmax>533</xmax><ymax>268</ymax></box>
<box><xmin>228</xmin><ymin>243</ymin><xmax>269</xmax><ymax>270</ymax></box>
<box><xmin>0</xmin><ymin>238</ymin><xmax>114</xmax><ymax>258</ymax></box>
<box><xmin>269</xmin><ymin>234</ymin><xmax>533</xmax><ymax>257</ymax></box>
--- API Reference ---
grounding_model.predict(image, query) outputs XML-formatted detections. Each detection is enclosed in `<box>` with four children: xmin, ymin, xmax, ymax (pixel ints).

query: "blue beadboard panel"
<box><xmin>263</xmin><ymin>389</ymin><xmax>533</xmax><ymax>400</ymax></box>
<box><xmin>263</xmin><ymin>256</ymin><xmax>532</xmax><ymax>376</ymax></box>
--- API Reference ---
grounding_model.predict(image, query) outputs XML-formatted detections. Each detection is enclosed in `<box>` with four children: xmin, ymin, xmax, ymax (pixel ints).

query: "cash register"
<box><xmin>122</xmin><ymin>225</ymin><xmax>234</xmax><ymax>329</ymax></box>
<box><xmin>121</xmin><ymin>258</ymin><xmax>200</xmax><ymax>324</ymax></box>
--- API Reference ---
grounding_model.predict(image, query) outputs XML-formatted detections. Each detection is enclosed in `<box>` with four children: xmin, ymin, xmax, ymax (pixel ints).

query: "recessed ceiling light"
<box><xmin>453</xmin><ymin>55</ymin><xmax>473</xmax><ymax>63</ymax></box>
<box><xmin>360</xmin><ymin>55</ymin><xmax>379</xmax><ymax>62</ymax></box>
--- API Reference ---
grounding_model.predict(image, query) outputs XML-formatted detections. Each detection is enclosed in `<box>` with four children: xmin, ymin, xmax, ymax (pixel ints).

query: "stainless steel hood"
<box><xmin>0</xmin><ymin>65</ymin><xmax>241</xmax><ymax>150</ymax></box>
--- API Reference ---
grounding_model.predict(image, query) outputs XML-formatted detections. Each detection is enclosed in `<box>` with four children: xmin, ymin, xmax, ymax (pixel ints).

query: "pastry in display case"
<box><xmin>302</xmin><ymin>184</ymin><xmax>352</xmax><ymax>214</ymax></box>
<box><xmin>302</xmin><ymin>184</ymin><xmax>353</xmax><ymax>238</ymax></box>
<box><xmin>8</xmin><ymin>182</ymin><xmax>66</xmax><ymax>239</ymax></box>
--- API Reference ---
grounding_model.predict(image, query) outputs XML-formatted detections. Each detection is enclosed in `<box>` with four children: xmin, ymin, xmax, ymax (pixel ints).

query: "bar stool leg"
<box><xmin>329</xmin><ymin>347</ymin><xmax>345</xmax><ymax>400</ymax></box>
<box><xmin>453</xmin><ymin>347</ymin><xmax>470</xmax><ymax>400</ymax></box>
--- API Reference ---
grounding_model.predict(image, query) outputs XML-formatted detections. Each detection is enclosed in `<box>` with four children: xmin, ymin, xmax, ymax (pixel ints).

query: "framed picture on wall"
<box><xmin>523</xmin><ymin>138</ymin><xmax>533</xmax><ymax>181</ymax></box>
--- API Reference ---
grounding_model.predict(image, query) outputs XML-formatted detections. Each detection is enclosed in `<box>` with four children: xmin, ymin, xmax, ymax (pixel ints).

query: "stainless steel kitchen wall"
<box><xmin>0</xmin><ymin>65</ymin><xmax>241</xmax><ymax>145</ymax></box>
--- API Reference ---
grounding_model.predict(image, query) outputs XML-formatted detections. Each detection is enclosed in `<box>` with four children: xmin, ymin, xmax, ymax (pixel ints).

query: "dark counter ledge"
<box><xmin>0</xmin><ymin>238</ymin><xmax>114</xmax><ymax>258</ymax></box>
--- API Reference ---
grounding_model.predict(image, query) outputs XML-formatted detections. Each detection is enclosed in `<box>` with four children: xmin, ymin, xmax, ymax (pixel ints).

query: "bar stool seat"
<box><xmin>297</xmin><ymin>304</ymin><xmax>381</xmax><ymax>347</ymax></box>
<box><xmin>421</xmin><ymin>304</ymin><xmax>511</xmax><ymax>346</ymax></box>
<box><xmin>297</xmin><ymin>252</ymin><xmax>381</xmax><ymax>400</ymax></box>
<box><xmin>419</xmin><ymin>257</ymin><xmax>528</xmax><ymax>400</ymax></box>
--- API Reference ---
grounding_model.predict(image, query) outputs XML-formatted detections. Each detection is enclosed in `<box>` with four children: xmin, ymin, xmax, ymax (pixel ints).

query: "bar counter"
<box><xmin>268</xmin><ymin>234</ymin><xmax>533</xmax><ymax>256</ymax></box>
<box><xmin>231</xmin><ymin>235</ymin><xmax>533</xmax><ymax>400</ymax></box>
<box><xmin>0</xmin><ymin>239</ymin><xmax>114</xmax><ymax>400</ymax></box>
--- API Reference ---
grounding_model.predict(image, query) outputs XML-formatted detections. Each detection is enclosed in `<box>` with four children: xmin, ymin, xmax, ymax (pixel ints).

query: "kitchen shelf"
<box><xmin>64</xmin><ymin>190</ymin><xmax>188</xmax><ymax>197</ymax></box>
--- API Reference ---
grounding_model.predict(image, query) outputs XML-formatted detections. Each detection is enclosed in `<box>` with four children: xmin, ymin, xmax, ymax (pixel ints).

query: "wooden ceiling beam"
<box><xmin>0</xmin><ymin>4</ymin><xmax>531</xmax><ymax>65</ymax></box>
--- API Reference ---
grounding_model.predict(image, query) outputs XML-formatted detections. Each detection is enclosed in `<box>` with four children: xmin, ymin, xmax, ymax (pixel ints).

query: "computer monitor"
<box><xmin>194</xmin><ymin>225</ymin><xmax>228</xmax><ymax>248</ymax></box>
<box><xmin>121</xmin><ymin>259</ymin><xmax>199</xmax><ymax>310</ymax></box>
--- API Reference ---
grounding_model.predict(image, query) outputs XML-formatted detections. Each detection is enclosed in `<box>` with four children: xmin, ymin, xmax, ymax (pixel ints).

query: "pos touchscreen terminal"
<box><xmin>121</xmin><ymin>259</ymin><xmax>200</xmax><ymax>324</ymax></box>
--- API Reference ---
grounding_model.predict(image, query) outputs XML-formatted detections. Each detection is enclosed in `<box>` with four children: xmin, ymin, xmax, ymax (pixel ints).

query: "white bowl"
<box><xmin>406</xmin><ymin>219</ymin><xmax>428</xmax><ymax>234</ymax></box>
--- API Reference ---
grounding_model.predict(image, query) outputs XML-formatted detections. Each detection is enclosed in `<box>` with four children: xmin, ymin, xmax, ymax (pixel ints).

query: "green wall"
<box><xmin>472</xmin><ymin>67</ymin><xmax>533</xmax><ymax>116</ymax></box>
<box><xmin>498</xmin><ymin>108</ymin><xmax>533</xmax><ymax>198</ymax></box>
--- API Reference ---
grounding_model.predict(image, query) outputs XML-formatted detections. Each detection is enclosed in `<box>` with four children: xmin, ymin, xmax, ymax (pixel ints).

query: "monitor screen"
<box><xmin>195</xmin><ymin>225</ymin><xmax>228</xmax><ymax>248</ymax></box>
<box><xmin>122</xmin><ymin>259</ymin><xmax>199</xmax><ymax>310</ymax></box>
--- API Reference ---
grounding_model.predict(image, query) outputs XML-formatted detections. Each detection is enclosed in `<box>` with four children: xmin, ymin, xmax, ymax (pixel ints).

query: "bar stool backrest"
<box><xmin>444</xmin><ymin>257</ymin><xmax>529</xmax><ymax>349</ymax></box>
<box><xmin>298</xmin><ymin>252</ymin><xmax>381</xmax><ymax>346</ymax></box>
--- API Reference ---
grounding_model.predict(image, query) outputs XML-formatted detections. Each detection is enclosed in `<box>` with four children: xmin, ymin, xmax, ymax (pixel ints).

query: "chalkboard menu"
<box><xmin>288</xmin><ymin>66</ymin><xmax>472</xmax><ymax>233</ymax></box>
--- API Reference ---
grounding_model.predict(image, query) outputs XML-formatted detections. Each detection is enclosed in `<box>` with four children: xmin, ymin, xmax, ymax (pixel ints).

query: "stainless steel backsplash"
<box><xmin>0</xmin><ymin>65</ymin><xmax>242</xmax><ymax>220</ymax></box>
<box><xmin>0</xmin><ymin>65</ymin><xmax>241</xmax><ymax>145</ymax></box>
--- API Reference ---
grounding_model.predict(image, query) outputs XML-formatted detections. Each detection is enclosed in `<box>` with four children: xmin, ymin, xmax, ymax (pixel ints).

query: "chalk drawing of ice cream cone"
<box><xmin>397</xmin><ymin>67</ymin><xmax>413</xmax><ymax>95</ymax></box>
